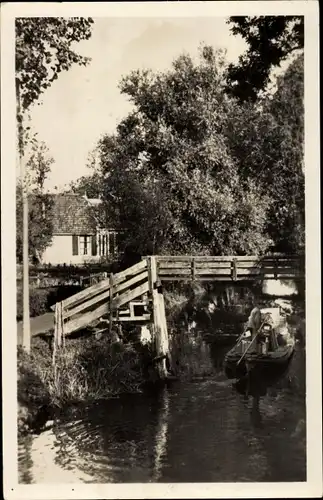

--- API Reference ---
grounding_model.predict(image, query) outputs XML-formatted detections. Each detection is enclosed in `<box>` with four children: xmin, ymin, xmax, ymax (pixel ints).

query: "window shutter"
<box><xmin>72</xmin><ymin>235</ymin><xmax>78</xmax><ymax>255</ymax></box>
<box><xmin>91</xmin><ymin>235</ymin><xmax>97</xmax><ymax>256</ymax></box>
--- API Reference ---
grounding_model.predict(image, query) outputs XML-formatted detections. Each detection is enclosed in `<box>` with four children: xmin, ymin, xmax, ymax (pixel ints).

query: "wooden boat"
<box><xmin>224</xmin><ymin>307</ymin><xmax>295</xmax><ymax>380</ymax></box>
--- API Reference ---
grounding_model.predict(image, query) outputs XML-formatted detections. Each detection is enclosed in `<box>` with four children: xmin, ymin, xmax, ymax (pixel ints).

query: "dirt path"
<box><xmin>17</xmin><ymin>313</ymin><xmax>54</xmax><ymax>345</ymax></box>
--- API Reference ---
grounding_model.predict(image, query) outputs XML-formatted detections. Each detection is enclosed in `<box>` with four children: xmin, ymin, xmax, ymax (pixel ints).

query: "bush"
<box><xmin>17</xmin><ymin>336</ymin><xmax>150</xmax><ymax>413</ymax></box>
<box><xmin>16</xmin><ymin>287</ymin><xmax>50</xmax><ymax>321</ymax></box>
<box><xmin>16</xmin><ymin>285</ymin><xmax>85</xmax><ymax>321</ymax></box>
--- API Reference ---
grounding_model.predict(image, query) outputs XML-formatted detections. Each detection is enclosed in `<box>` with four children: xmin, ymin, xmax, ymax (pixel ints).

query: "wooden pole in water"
<box><xmin>147</xmin><ymin>257</ymin><xmax>156</xmax><ymax>344</ymax></box>
<box><xmin>149</xmin><ymin>257</ymin><xmax>168</xmax><ymax>379</ymax></box>
<box><xmin>158</xmin><ymin>286</ymin><xmax>172</xmax><ymax>373</ymax></box>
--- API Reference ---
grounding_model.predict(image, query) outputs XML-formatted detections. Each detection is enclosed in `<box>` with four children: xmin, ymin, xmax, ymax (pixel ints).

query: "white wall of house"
<box><xmin>41</xmin><ymin>235</ymin><xmax>101</xmax><ymax>265</ymax></box>
<box><xmin>41</xmin><ymin>231</ymin><xmax>119</xmax><ymax>265</ymax></box>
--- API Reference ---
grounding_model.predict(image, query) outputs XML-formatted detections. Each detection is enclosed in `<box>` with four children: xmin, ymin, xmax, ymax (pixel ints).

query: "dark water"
<box><xmin>18</xmin><ymin>341</ymin><xmax>306</xmax><ymax>483</ymax></box>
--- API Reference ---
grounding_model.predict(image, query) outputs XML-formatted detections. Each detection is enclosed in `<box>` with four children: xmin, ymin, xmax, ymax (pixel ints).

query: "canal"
<box><xmin>18</xmin><ymin>331</ymin><xmax>306</xmax><ymax>483</ymax></box>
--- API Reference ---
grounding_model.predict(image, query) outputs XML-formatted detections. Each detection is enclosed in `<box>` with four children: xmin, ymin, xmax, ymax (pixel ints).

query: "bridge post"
<box><xmin>231</xmin><ymin>258</ymin><xmax>237</xmax><ymax>281</ymax></box>
<box><xmin>147</xmin><ymin>256</ymin><xmax>169</xmax><ymax>379</ymax></box>
<box><xmin>191</xmin><ymin>257</ymin><xmax>196</xmax><ymax>281</ymax></box>
<box><xmin>53</xmin><ymin>301</ymin><xmax>64</xmax><ymax>365</ymax></box>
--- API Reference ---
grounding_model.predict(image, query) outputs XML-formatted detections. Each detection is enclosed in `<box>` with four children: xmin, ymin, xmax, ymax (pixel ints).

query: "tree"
<box><xmin>225</xmin><ymin>54</ymin><xmax>304</xmax><ymax>253</ymax></box>
<box><xmin>25</xmin><ymin>141</ymin><xmax>54</xmax><ymax>191</ymax></box>
<box><xmin>96</xmin><ymin>46</ymin><xmax>272</xmax><ymax>259</ymax></box>
<box><xmin>16</xmin><ymin>141</ymin><xmax>55</xmax><ymax>263</ymax></box>
<box><xmin>226</xmin><ymin>16</ymin><xmax>304</xmax><ymax>101</ymax></box>
<box><xmin>16</xmin><ymin>17</ymin><xmax>94</xmax><ymax>112</ymax></box>
<box><xmin>16</xmin><ymin>188</ymin><xmax>54</xmax><ymax>264</ymax></box>
<box><xmin>16</xmin><ymin>17</ymin><xmax>94</xmax><ymax>352</ymax></box>
<box><xmin>65</xmin><ymin>173</ymin><xmax>103</xmax><ymax>199</ymax></box>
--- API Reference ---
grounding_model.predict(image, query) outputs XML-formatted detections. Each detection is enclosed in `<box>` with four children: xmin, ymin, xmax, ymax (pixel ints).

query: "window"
<box><xmin>79</xmin><ymin>235</ymin><xmax>91</xmax><ymax>256</ymax></box>
<box><xmin>97</xmin><ymin>231</ymin><xmax>119</xmax><ymax>257</ymax></box>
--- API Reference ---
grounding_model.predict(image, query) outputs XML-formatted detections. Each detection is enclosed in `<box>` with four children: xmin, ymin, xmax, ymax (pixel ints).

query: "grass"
<box><xmin>17</xmin><ymin>334</ymin><xmax>156</xmax><ymax>434</ymax></box>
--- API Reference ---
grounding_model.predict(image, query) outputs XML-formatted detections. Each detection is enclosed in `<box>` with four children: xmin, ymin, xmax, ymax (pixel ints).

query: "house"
<box><xmin>41</xmin><ymin>193</ymin><xmax>119</xmax><ymax>265</ymax></box>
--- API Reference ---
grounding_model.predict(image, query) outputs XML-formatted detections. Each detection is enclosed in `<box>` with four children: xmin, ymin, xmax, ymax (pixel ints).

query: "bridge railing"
<box><xmin>151</xmin><ymin>255</ymin><xmax>304</xmax><ymax>282</ymax></box>
<box><xmin>53</xmin><ymin>259</ymin><xmax>150</xmax><ymax>342</ymax></box>
<box><xmin>53</xmin><ymin>253</ymin><xmax>304</xmax><ymax>346</ymax></box>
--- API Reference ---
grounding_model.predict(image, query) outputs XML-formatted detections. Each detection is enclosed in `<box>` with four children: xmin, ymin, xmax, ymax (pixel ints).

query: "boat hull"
<box><xmin>224</xmin><ymin>343</ymin><xmax>295</xmax><ymax>380</ymax></box>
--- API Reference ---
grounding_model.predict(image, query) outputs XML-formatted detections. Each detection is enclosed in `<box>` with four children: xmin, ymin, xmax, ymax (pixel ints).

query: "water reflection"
<box><xmin>18</xmin><ymin>341</ymin><xmax>306</xmax><ymax>484</ymax></box>
<box><xmin>50</xmin><ymin>391</ymin><xmax>169</xmax><ymax>483</ymax></box>
<box><xmin>152</xmin><ymin>387</ymin><xmax>170</xmax><ymax>481</ymax></box>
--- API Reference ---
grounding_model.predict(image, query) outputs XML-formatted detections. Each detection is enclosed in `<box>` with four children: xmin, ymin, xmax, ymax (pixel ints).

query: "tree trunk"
<box><xmin>17</xmin><ymin>80</ymin><xmax>30</xmax><ymax>353</ymax></box>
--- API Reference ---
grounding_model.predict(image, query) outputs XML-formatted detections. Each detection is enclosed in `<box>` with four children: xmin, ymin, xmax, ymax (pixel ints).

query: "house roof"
<box><xmin>50</xmin><ymin>193</ymin><xmax>101</xmax><ymax>235</ymax></box>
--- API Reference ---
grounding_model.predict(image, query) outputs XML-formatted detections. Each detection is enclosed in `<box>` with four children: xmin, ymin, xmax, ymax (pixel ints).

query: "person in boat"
<box><xmin>241</xmin><ymin>306</ymin><xmax>264</xmax><ymax>353</ymax></box>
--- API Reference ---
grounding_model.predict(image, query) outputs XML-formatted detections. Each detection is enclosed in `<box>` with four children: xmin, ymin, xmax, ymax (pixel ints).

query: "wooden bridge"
<box><xmin>53</xmin><ymin>254</ymin><xmax>304</xmax><ymax>376</ymax></box>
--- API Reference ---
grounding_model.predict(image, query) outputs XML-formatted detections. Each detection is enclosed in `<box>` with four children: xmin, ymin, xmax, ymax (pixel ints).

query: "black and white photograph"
<box><xmin>1</xmin><ymin>1</ymin><xmax>321</xmax><ymax>498</ymax></box>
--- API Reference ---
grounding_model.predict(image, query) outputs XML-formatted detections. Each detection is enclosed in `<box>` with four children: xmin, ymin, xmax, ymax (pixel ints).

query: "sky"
<box><xmin>30</xmin><ymin>17</ymin><xmax>248</xmax><ymax>191</ymax></box>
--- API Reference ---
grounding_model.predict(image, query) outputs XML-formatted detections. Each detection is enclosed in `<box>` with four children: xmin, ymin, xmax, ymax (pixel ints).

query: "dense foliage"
<box><xmin>95</xmin><ymin>47</ymin><xmax>275</xmax><ymax>259</ymax></box>
<box><xmin>226</xmin><ymin>16</ymin><xmax>304</xmax><ymax>101</ymax></box>
<box><xmin>226</xmin><ymin>54</ymin><xmax>304</xmax><ymax>252</ymax></box>
<box><xmin>88</xmin><ymin>44</ymin><xmax>303</xmax><ymax>259</ymax></box>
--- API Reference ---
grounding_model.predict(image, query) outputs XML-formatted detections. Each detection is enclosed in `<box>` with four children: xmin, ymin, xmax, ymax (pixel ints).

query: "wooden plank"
<box><xmin>159</xmin><ymin>290</ymin><xmax>171</xmax><ymax>370</ymax></box>
<box><xmin>62</xmin><ymin>278</ymin><xmax>110</xmax><ymax>309</ymax></box>
<box><xmin>112</xmin><ymin>281</ymin><xmax>150</xmax><ymax>309</ymax></box>
<box><xmin>159</xmin><ymin>273</ymin><xmax>302</xmax><ymax>282</ymax></box>
<box><xmin>155</xmin><ymin>255</ymin><xmax>229</xmax><ymax>262</ymax></box>
<box><xmin>64</xmin><ymin>272</ymin><xmax>147</xmax><ymax>320</ymax></box>
<box><xmin>113</xmin><ymin>270</ymin><xmax>149</xmax><ymax>295</ymax></box>
<box><xmin>195</xmin><ymin>268</ymin><xmax>233</xmax><ymax>276</ymax></box>
<box><xmin>192</xmin><ymin>258</ymin><xmax>196</xmax><ymax>281</ymax></box>
<box><xmin>194</xmin><ymin>262</ymin><xmax>233</xmax><ymax>269</ymax></box>
<box><xmin>158</xmin><ymin>268</ymin><xmax>192</xmax><ymax>276</ymax></box>
<box><xmin>264</xmin><ymin>273</ymin><xmax>302</xmax><ymax>278</ymax></box>
<box><xmin>57</xmin><ymin>302</ymin><xmax>63</xmax><ymax>347</ymax></box>
<box><xmin>237</xmin><ymin>267</ymin><xmax>300</xmax><ymax>276</ymax></box>
<box><xmin>118</xmin><ymin>308</ymin><xmax>131</xmax><ymax>315</ymax></box>
<box><xmin>154</xmin><ymin>291</ymin><xmax>168</xmax><ymax>379</ymax></box>
<box><xmin>63</xmin><ymin>286</ymin><xmax>111</xmax><ymax>320</ymax></box>
<box><xmin>113</xmin><ymin>259</ymin><xmax>147</xmax><ymax>286</ymax></box>
<box><xmin>61</xmin><ymin>263</ymin><xmax>147</xmax><ymax>315</ymax></box>
<box><xmin>236</xmin><ymin>261</ymin><xmax>295</xmax><ymax>269</ymax></box>
<box><xmin>129</xmin><ymin>299</ymin><xmax>150</xmax><ymax>306</ymax></box>
<box><xmin>64</xmin><ymin>301</ymin><xmax>111</xmax><ymax>335</ymax></box>
<box><xmin>231</xmin><ymin>258</ymin><xmax>237</xmax><ymax>281</ymax></box>
<box><xmin>157</xmin><ymin>262</ymin><xmax>192</xmax><ymax>269</ymax></box>
<box><xmin>149</xmin><ymin>256</ymin><xmax>159</xmax><ymax>346</ymax></box>
<box><xmin>118</xmin><ymin>315</ymin><xmax>151</xmax><ymax>322</ymax></box>
<box><xmin>154</xmin><ymin>255</ymin><xmax>259</xmax><ymax>262</ymax></box>
<box><xmin>154</xmin><ymin>254</ymin><xmax>301</xmax><ymax>263</ymax></box>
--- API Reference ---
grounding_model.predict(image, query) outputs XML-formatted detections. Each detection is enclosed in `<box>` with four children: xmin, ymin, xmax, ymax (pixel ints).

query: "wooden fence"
<box><xmin>152</xmin><ymin>255</ymin><xmax>304</xmax><ymax>282</ymax></box>
<box><xmin>53</xmin><ymin>259</ymin><xmax>150</xmax><ymax>338</ymax></box>
<box><xmin>53</xmin><ymin>254</ymin><xmax>304</xmax><ymax>339</ymax></box>
<box><xmin>53</xmin><ymin>256</ymin><xmax>169</xmax><ymax>376</ymax></box>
